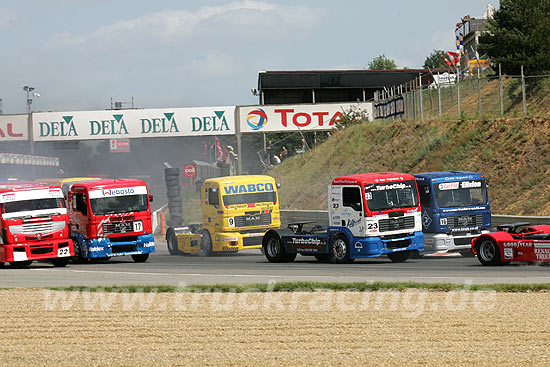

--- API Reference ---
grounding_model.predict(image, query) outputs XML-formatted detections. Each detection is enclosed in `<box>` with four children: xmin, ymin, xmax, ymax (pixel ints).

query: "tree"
<box><xmin>423</xmin><ymin>50</ymin><xmax>449</xmax><ymax>69</ymax></box>
<box><xmin>479</xmin><ymin>0</ymin><xmax>550</xmax><ymax>75</ymax></box>
<box><xmin>368</xmin><ymin>54</ymin><xmax>397</xmax><ymax>70</ymax></box>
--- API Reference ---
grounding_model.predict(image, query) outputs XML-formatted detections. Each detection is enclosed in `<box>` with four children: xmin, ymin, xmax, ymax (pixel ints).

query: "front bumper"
<box><xmin>350</xmin><ymin>231</ymin><xmax>424</xmax><ymax>259</ymax></box>
<box><xmin>1</xmin><ymin>238</ymin><xmax>74</xmax><ymax>263</ymax></box>
<box><xmin>212</xmin><ymin>231</ymin><xmax>266</xmax><ymax>252</ymax></box>
<box><xmin>76</xmin><ymin>234</ymin><xmax>155</xmax><ymax>258</ymax></box>
<box><xmin>422</xmin><ymin>231</ymin><xmax>488</xmax><ymax>254</ymax></box>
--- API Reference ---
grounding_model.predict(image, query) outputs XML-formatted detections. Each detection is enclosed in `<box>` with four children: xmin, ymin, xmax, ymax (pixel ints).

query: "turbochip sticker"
<box><xmin>504</xmin><ymin>248</ymin><xmax>513</xmax><ymax>259</ymax></box>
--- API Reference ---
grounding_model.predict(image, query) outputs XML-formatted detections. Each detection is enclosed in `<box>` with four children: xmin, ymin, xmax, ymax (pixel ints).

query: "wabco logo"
<box><xmin>191</xmin><ymin>111</ymin><xmax>230</xmax><ymax>132</ymax></box>
<box><xmin>39</xmin><ymin>116</ymin><xmax>78</xmax><ymax>137</ymax></box>
<box><xmin>141</xmin><ymin>113</ymin><xmax>180</xmax><ymax>134</ymax></box>
<box><xmin>223</xmin><ymin>183</ymin><xmax>274</xmax><ymax>194</ymax></box>
<box><xmin>247</xmin><ymin>109</ymin><xmax>268</xmax><ymax>130</ymax></box>
<box><xmin>102</xmin><ymin>188</ymin><xmax>135</xmax><ymax>196</ymax></box>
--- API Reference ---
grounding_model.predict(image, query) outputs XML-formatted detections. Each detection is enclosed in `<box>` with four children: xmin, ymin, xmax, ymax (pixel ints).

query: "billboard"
<box><xmin>238</xmin><ymin>102</ymin><xmax>373</xmax><ymax>133</ymax></box>
<box><xmin>0</xmin><ymin>114</ymin><xmax>28</xmax><ymax>141</ymax></box>
<box><xmin>32</xmin><ymin>106</ymin><xmax>236</xmax><ymax>141</ymax></box>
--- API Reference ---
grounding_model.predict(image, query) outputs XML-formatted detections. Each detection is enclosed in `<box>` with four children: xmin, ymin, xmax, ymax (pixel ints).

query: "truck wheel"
<box><xmin>459</xmin><ymin>249</ymin><xmax>475</xmax><ymax>258</ymax></box>
<box><xmin>329</xmin><ymin>234</ymin><xmax>353</xmax><ymax>264</ymax></box>
<box><xmin>263</xmin><ymin>233</ymin><xmax>294</xmax><ymax>263</ymax></box>
<box><xmin>477</xmin><ymin>238</ymin><xmax>502</xmax><ymax>266</ymax></box>
<box><xmin>72</xmin><ymin>239</ymin><xmax>88</xmax><ymax>264</ymax></box>
<box><xmin>10</xmin><ymin>260</ymin><xmax>33</xmax><ymax>268</ymax></box>
<box><xmin>387</xmin><ymin>250</ymin><xmax>411</xmax><ymax>263</ymax></box>
<box><xmin>52</xmin><ymin>258</ymin><xmax>69</xmax><ymax>267</ymax></box>
<box><xmin>167</xmin><ymin>230</ymin><xmax>183</xmax><ymax>255</ymax></box>
<box><xmin>131</xmin><ymin>254</ymin><xmax>150</xmax><ymax>263</ymax></box>
<box><xmin>0</xmin><ymin>262</ymin><xmax>5</xmax><ymax>268</ymax></box>
<box><xmin>199</xmin><ymin>231</ymin><xmax>213</xmax><ymax>257</ymax></box>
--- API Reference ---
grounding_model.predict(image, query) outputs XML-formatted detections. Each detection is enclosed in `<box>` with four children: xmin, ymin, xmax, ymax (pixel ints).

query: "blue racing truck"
<box><xmin>413</xmin><ymin>171</ymin><xmax>491</xmax><ymax>256</ymax></box>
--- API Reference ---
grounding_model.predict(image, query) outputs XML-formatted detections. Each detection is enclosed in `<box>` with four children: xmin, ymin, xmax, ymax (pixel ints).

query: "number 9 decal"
<box><xmin>228</xmin><ymin>217</ymin><xmax>235</xmax><ymax>227</ymax></box>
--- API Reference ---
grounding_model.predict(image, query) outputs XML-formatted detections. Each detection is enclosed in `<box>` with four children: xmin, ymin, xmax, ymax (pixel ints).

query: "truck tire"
<box><xmin>387</xmin><ymin>250</ymin><xmax>410</xmax><ymax>263</ymax></box>
<box><xmin>52</xmin><ymin>258</ymin><xmax>69</xmax><ymax>267</ymax></box>
<box><xmin>477</xmin><ymin>238</ymin><xmax>502</xmax><ymax>266</ymax></box>
<box><xmin>263</xmin><ymin>232</ymin><xmax>295</xmax><ymax>263</ymax></box>
<box><xmin>0</xmin><ymin>262</ymin><xmax>5</xmax><ymax>267</ymax></box>
<box><xmin>328</xmin><ymin>234</ymin><xmax>353</xmax><ymax>264</ymax></box>
<box><xmin>199</xmin><ymin>230</ymin><xmax>213</xmax><ymax>257</ymax></box>
<box><xmin>10</xmin><ymin>260</ymin><xmax>33</xmax><ymax>268</ymax></box>
<box><xmin>131</xmin><ymin>254</ymin><xmax>150</xmax><ymax>263</ymax></box>
<box><xmin>72</xmin><ymin>239</ymin><xmax>89</xmax><ymax>264</ymax></box>
<box><xmin>166</xmin><ymin>229</ymin><xmax>184</xmax><ymax>255</ymax></box>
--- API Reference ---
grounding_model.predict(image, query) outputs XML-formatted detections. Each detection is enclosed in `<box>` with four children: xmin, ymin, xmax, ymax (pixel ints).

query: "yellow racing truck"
<box><xmin>166</xmin><ymin>175</ymin><xmax>281</xmax><ymax>256</ymax></box>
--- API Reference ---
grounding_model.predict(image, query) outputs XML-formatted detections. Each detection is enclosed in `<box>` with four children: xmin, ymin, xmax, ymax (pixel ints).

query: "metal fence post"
<box><xmin>457</xmin><ymin>70</ymin><xmax>461</xmax><ymax>117</ymax></box>
<box><xmin>499</xmin><ymin>64</ymin><xmax>504</xmax><ymax>115</ymax></box>
<box><xmin>521</xmin><ymin>65</ymin><xmax>527</xmax><ymax>117</ymax></box>
<box><xmin>438</xmin><ymin>73</ymin><xmax>442</xmax><ymax>118</ymax></box>
<box><xmin>477</xmin><ymin>67</ymin><xmax>482</xmax><ymax>117</ymax></box>
<box><xmin>419</xmin><ymin>73</ymin><xmax>424</xmax><ymax>121</ymax></box>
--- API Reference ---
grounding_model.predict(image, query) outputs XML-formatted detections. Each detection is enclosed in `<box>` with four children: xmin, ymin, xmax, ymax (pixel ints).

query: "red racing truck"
<box><xmin>68</xmin><ymin>179</ymin><xmax>155</xmax><ymax>262</ymax></box>
<box><xmin>0</xmin><ymin>185</ymin><xmax>74</xmax><ymax>267</ymax></box>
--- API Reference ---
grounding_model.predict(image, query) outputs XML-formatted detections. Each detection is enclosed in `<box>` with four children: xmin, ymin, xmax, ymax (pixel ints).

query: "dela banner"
<box><xmin>32</xmin><ymin>106</ymin><xmax>235</xmax><ymax>141</ymax></box>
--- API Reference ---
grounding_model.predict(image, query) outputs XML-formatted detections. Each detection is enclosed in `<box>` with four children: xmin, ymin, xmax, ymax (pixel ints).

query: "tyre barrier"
<box><xmin>165</xmin><ymin>167</ymin><xmax>183</xmax><ymax>227</ymax></box>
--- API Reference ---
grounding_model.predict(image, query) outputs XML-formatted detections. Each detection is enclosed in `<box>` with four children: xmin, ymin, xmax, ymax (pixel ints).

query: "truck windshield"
<box><xmin>2</xmin><ymin>197</ymin><xmax>65</xmax><ymax>214</ymax></box>
<box><xmin>222</xmin><ymin>191</ymin><xmax>277</xmax><ymax>207</ymax></box>
<box><xmin>364</xmin><ymin>180</ymin><xmax>419</xmax><ymax>211</ymax></box>
<box><xmin>90</xmin><ymin>194</ymin><xmax>148</xmax><ymax>215</ymax></box>
<box><xmin>434</xmin><ymin>180</ymin><xmax>487</xmax><ymax>208</ymax></box>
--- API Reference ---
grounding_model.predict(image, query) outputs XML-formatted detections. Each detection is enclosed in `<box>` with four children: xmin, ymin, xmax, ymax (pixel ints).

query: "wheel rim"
<box><xmin>479</xmin><ymin>240</ymin><xmax>496</xmax><ymax>261</ymax></box>
<box><xmin>266</xmin><ymin>238</ymin><xmax>280</xmax><ymax>258</ymax></box>
<box><xmin>332</xmin><ymin>238</ymin><xmax>347</xmax><ymax>260</ymax></box>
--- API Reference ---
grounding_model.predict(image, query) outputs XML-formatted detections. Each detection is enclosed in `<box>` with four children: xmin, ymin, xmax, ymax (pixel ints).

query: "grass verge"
<box><xmin>46</xmin><ymin>281</ymin><xmax>550</xmax><ymax>293</ymax></box>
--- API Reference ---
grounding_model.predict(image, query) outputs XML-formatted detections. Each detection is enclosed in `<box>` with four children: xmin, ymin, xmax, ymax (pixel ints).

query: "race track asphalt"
<box><xmin>2</xmin><ymin>241</ymin><xmax>550</xmax><ymax>287</ymax></box>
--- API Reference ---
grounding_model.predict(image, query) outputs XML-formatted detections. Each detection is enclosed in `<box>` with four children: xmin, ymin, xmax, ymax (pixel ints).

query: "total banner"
<box><xmin>32</xmin><ymin>106</ymin><xmax>236</xmax><ymax>141</ymax></box>
<box><xmin>0</xmin><ymin>114</ymin><xmax>28</xmax><ymax>141</ymax></box>
<box><xmin>238</xmin><ymin>102</ymin><xmax>373</xmax><ymax>133</ymax></box>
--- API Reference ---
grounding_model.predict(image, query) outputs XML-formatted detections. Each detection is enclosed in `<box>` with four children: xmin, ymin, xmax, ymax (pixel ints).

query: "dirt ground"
<box><xmin>1</xmin><ymin>289</ymin><xmax>550</xmax><ymax>366</ymax></box>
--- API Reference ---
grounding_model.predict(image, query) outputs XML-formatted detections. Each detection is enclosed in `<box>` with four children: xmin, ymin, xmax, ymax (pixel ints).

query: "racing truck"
<box><xmin>67</xmin><ymin>179</ymin><xmax>155</xmax><ymax>263</ymax></box>
<box><xmin>0</xmin><ymin>185</ymin><xmax>74</xmax><ymax>267</ymax></box>
<box><xmin>262</xmin><ymin>172</ymin><xmax>424</xmax><ymax>263</ymax></box>
<box><xmin>472</xmin><ymin>223</ymin><xmax>550</xmax><ymax>265</ymax></box>
<box><xmin>414</xmin><ymin>171</ymin><xmax>491</xmax><ymax>256</ymax></box>
<box><xmin>166</xmin><ymin>175</ymin><xmax>281</xmax><ymax>256</ymax></box>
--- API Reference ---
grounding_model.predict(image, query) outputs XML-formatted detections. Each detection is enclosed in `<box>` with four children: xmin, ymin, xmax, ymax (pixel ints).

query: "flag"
<box><xmin>215</xmin><ymin>138</ymin><xmax>222</xmax><ymax>160</ymax></box>
<box><xmin>442</xmin><ymin>55</ymin><xmax>453</xmax><ymax>67</ymax></box>
<box><xmin>448</xmin><ymin>51</ymin><xmax>460</xmax><ymax>65</ymax></box>
<box><xmin>202</xmin><ymin>141</ymin><xmax>207</xmax><ymax>161</ymax></box>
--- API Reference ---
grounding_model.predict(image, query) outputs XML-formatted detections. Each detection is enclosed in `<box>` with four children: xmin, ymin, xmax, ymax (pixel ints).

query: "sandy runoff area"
<box><xmin>1</xmin><ymin>288</ymin><xmax>550</xmax><ymax>366</ymax></box>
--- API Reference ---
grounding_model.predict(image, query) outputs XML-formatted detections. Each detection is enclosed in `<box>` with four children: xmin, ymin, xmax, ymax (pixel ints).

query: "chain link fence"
<box><xmin>374</xmin><ymin>66</ymin><xmax>550</xmax><ymax>120</ymax></box>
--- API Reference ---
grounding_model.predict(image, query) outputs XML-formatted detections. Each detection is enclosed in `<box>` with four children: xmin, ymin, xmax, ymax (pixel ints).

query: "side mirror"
<box><xmin>276</xmin><ymin>182</ymin><xmax>281</xmax><ymax>189</ymax></box>
<box><xmin>149</xmin><ymin>194</ymin><xmax>153</xmax><ymax>203</ymax></box>
<box><xmin>424</xmin><ymin>186</ymin><xmax>430</xmax><ymax>194</ymax></box>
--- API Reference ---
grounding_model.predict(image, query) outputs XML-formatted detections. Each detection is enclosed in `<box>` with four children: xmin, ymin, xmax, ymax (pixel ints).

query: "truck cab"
<box><xmin>0</xmin><ymin>185</ymin><xmax>74</xmax><ymax>267</ymax></box>
<box><xmin>262</xmin><ymin>172</ymin><xmax>424</xmax><ymax>263</ymax></box>
<box><xmin>168</xmin><ymin>175</ymin><xmax>281</xmax><ymax>255</ymax></box>
<box><xmin>413</xmin><ymin>171</ymin><xmax>491</xmax><ymax>255</ymax></box>
<box><xmin>68</xmin><ymin>179</ymin><xmax>155</xmax><ymax>262</ymax></box>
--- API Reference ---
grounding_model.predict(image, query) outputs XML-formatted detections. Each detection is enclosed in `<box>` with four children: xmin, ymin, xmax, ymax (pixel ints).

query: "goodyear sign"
<box><xmin>32</xmin><ymin>106</ymin><xmax>236</xmax><ymax>141</ymax></box>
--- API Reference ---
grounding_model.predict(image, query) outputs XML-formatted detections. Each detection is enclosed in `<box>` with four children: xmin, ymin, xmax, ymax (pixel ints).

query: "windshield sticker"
<box><xmin>89</xmin><ymin>186</ymin><xmax>147</xmax><ymax>199</ymax></box>
<box><xmin>438</xmin><ymin>182</ymin><xmax>459</xmax><ymax>190</ymax></box>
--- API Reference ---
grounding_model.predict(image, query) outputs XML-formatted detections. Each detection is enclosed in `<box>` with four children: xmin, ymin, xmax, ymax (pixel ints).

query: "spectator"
<box><xmin>280</xmin><ymin>146</ymin><xmax>288</xmax><ymax>160</ymax></box>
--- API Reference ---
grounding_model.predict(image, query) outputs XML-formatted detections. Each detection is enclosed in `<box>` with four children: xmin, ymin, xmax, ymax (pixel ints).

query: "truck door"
<box><xmin>341</xmin><ymin>186</ymin><xmax>364</xmax><ymax>237</ymax></box>
<box><xmin>418</xmin><ymin>183</ymin><xmax>435</xmax><ymax>232</ymax></box>
<box><xmin>203</xmin><ymin>183</ymin><xmax>221</xmax><ymax>230</ymax></box>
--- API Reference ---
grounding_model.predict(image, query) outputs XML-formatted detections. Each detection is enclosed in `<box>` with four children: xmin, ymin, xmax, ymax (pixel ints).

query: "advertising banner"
<box><xmin>238</xmin><ymin>102</ymin><xmax>373</xmax><ymax>133</ymax></box>
<box><xmin>109</xmin><ymin>139</ymin><xmax>130</xmax><ymax>153</ymax></box>
<box><xmin>32</xmin><ymin>106</ymin><xmax>236</xmax><ymax>141</ymax></box>
<box><xmin>0</xmin><ymin>114</ymin><xmax>28</xmax><ymax>141</ymax></box>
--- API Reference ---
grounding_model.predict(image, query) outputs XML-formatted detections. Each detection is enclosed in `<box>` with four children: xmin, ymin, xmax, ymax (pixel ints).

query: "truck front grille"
<box><xmin>10</xmin><ymin>221</ymin><xmax>65</xmax><ymax>235</ymax></box>
<box><xmin>378</xmin><ymin>216</ymin><xmax>415</xmax><ymax>233</ymax></box>
<box><xmin>103</xmin><ymin>221</ymin><xmax>137</xmax><ymax>235</ymax></box>
<box><xmin>235</xmin><ymin>213</ymin><xmax>271</xmax><ymax>227</ymax></box>
<box><xmin>447</xmin><ymin>214</ymin><xmax>483</xmax><ymax>229</ymax></box>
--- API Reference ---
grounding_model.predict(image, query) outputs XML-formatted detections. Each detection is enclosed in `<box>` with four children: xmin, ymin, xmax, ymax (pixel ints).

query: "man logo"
<box><xmin>247</xmin><ymin>109</ymin><xmax>268</xmax><ymax>130</ymax></box>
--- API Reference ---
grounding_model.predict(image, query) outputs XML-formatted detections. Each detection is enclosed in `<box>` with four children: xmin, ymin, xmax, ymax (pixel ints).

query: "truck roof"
<box><xmin>332</xmin><ymin>172</ymin><xmax>416</xmax><ymax>185</ymax></box>
<box><xmin>70</xmin><ymin>178</ymin><xmax>148</xmax><ymax>191</ymax></box>
<box><xmin>205</xmin><ymin>175</ymin><xmax>275</xmax><ymax>185</ymax></box>
<box><xmin>0</xmin><ymin>184</ymin><xmax>58</xmax><ymax>194</ymax></box>
<box><xmin>413</xmin><ymin>171</ymin><xmax>485</xmax><ymax>183</ymax></box>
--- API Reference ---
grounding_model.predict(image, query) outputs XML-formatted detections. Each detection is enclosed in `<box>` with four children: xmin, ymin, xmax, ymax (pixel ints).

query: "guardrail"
<box><xmin>281</xmin><ymin>210</ymin><xmax>550</xmax><ymax>228</ymax></box>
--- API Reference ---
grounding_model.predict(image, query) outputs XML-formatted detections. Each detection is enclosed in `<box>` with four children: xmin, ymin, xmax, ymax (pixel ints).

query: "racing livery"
<box><xmin>262</xmin><ymin>172</ymin><xmax>424</xmax><ymax>263</ymax></box>
<box><xmin>472</xmin><ymin>223</ymin><xmax>550</xmax><ymax>265</ymax></box>
<box><xmin>68</xmin><ymin>179</ymin><xmax>155</xmax><ymax>262</ymax></box>
<box><xmin>0</xmin><ymin>185</ymin><xmax>74</xmax><ymax>267</ymax></box>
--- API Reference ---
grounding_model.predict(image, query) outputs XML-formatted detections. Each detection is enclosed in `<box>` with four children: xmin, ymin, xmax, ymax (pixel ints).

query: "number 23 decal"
<box><xmin>367</xmin><ymin>223</ymin><xmax>378</xmax><ymax>230</ymax></box>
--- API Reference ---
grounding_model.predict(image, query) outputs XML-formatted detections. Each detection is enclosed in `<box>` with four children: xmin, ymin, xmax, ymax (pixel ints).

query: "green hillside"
<box><xmin>269</xmin><ymin>114</ymin><xmax>550</xmax><ymax>216</ymax></box>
